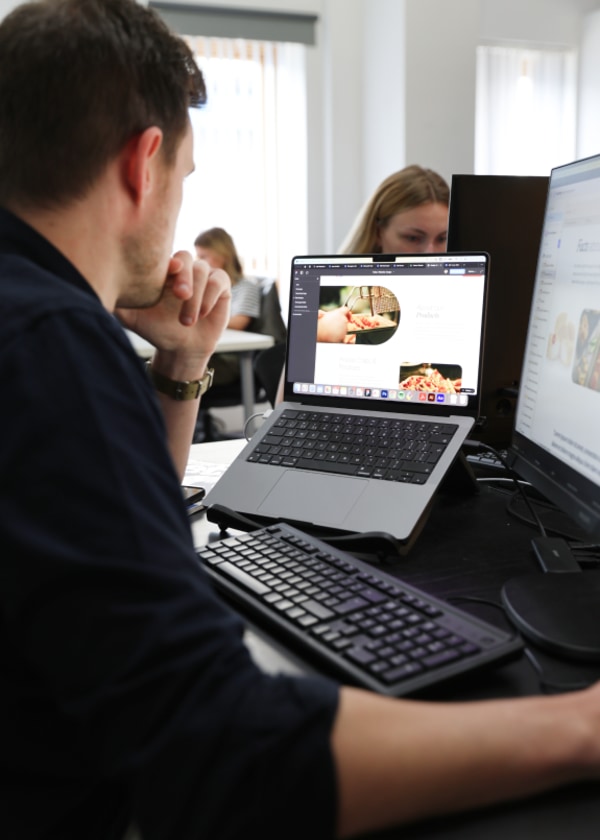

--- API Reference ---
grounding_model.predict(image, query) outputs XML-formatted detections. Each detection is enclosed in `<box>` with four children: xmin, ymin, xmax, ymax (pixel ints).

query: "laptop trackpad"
<box><xmin>257</xmin><ymin>470</ymin><xmax>367</xmax><ymax>525</ymax></box>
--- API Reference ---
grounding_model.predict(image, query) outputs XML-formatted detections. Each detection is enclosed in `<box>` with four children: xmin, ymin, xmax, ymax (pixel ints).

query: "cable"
<box><xmin>448</xmin><ymin>595</ymin><xmax>505</xmax><ymax>612</ymax></box>
<box><xmin>463</xmin><ymin>440</ymin><xmax>548</xmax><ymax>536</ymax></box>
<box><xmin>450</xmin><ymin>596</ymin><xmax>597</xmax><ymax>692</ymax></box>
<box><xmin>523</xmin><ymin>649</ymin><xmax>596</xmax><ymax>694</ymax></box>
<box><xmin>465</xmin><ymin>442</ymin><xmax>600</xmax><ymax>571</ymax></box>
<box><xmin>568</xmin><ymin>542</ymin><xmax>600</xmax><ymax>568</ymax></box>
<box><xmin>242</xmin><ymin>407</ymin><xmax>272</xmax><ymax>441</ymax></box>
<box><xmin>476</xmin><ymin>476</ymin><xmax>531</xmax><ymax>488</ymax></box>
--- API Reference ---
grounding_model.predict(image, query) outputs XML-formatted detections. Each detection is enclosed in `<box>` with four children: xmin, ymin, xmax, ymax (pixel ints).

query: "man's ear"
<box><xmin>123</xmin><ymin>126</ymin><xmax>163</xmax><ymax>206</ymax></box>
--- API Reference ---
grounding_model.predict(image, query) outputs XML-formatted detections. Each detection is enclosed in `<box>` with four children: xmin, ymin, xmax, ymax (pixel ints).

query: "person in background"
<box><xmin>194</xmin><ymin>225</ymin><xmax>261</xmax><ymax>385</ymax></box>
<box><xmin>194</xmin><ymin>226</ymin><xmax>261</xmax><ymax>336</ymax></box>
<box><xmin>193</xmin><ymin>226</ymin><xmax>261</xmax><ymax>440</ymax></box>
<box><xmin>339</xmin><ymin>164</ymin><xmax>449</xmax><ymax>255</ymax></box>
<box><xmin>2</xmin><ymin>4</ymin><xmax>600</xmax><ymax>840</ymax></box>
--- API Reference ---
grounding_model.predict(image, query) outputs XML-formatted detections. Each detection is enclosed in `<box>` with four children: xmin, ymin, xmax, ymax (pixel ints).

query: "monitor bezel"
<box><xmin>507</xmin><ymin>152</ymin><xmax>600</xmax><ymax>540</ymax></box>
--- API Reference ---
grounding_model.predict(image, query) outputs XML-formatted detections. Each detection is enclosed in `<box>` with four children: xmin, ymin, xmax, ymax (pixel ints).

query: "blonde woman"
<box><xmin>193</xmin><ymin>227</ymin><xmax>264</xmax><ymax>440</ymax></box>
<box><xmin>194</xmin><ymin>227</ymin><xmax>261</xmax><ymax>333</ymax></box>
<box><xmin>340</xmin><ymin>164</ymin><xmax>449</xmax><ymax>254</ymax></box>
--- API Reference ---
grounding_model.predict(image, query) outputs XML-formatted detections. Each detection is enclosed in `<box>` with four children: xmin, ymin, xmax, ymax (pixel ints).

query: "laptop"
<box><xmin>204</xmin><ymin>253</ymin><xmax>488</xmax><ymax>548</ymax></box>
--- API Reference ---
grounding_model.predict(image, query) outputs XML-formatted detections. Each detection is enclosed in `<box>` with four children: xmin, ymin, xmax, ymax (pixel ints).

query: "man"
<box><xmin>0</xmin><ymin>2</ymin><xmax>599</xmax><ymax>839</ymax></box>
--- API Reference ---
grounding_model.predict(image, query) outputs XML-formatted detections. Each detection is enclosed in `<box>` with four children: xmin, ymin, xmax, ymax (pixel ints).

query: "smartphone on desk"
<box><xmin>182</xmin><ymin>485</ymin><xmax>206</xmax><ymax>516</ymax></box>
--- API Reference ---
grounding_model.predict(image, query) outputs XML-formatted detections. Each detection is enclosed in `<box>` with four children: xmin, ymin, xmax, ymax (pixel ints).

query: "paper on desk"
<box><xmin>183</xmin><ymin>461</ymin><xmax>229</xmax><ymax>495</ymax></box>
<box><xmin>184</xmin><ymin>439</ymin><xmax>246</xmax><ymax>495</ymax></box>
<box><xmin>183</xmin><ymin>438</ymin><xmax>247</xmax><ymax>493</ymax></box>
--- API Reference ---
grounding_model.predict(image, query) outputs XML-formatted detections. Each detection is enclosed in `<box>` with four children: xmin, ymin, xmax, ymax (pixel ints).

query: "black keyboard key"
<box><xmin>216</xmin><ymin>561</ymin><xmax>270</xmax><ymax>595</ymax></box>
<box><xmin>295</xmin><ymin>457</ymin><xmax>359</xmax><ymax>475</ymax></box>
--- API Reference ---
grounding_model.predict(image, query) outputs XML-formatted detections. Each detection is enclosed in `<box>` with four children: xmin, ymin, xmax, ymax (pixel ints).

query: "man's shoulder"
<box><xmin>0</xmin><ymin>209</ymin><xmax>101</xmax><ymax>319</ymax></box>
<box><xmin>0</xmin><ymin>250</ymin><xmax>106</xmax><ymax>338</ymax></box>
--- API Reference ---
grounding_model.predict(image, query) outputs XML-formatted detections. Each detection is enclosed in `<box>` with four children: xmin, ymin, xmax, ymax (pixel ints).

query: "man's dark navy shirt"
<box><xmin>0</xmin><ymin>208</ymin><xmax>338</xmax><ymax>839</ymax></box>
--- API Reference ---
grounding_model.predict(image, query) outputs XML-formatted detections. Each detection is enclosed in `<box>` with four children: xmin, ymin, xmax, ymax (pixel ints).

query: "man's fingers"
<box><xmin>171</xmin><ymin>256</ymin><xmax>209</xmax><ymax>325</ymax></box>
<box><xmin>166</xmin><ymin>252</ymin><xmax>193</xmax><ymax>301</ymax></box>
<box><xmin>176</xmin><ymin>262</ymin><xmax>230</xmax><ymax>327</ymax></box>
<box><xmin>198</xmin><ymin>266</ymin><xmax>231</xmax><ymax>317</ymax></box>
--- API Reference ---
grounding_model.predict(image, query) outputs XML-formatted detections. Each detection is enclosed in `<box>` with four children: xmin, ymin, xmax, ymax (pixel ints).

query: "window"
<box><xmin>173</xmin><ymin>36</ymin><xmax>308</xmax><ymax>287</ymax></box>
<box><xmin>475</xmin><ymin>45</ymin><xmax>577</xmax><ymax>175</ymax></box>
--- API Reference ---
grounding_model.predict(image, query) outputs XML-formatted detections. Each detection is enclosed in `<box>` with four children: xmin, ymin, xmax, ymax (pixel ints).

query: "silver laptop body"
<box><xmin>205</xmin><ymin>253</ymin><xmax>488</xmax><ymax>548</ymax></box>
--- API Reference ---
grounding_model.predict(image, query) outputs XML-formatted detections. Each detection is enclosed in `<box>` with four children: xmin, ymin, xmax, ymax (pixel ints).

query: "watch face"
<box><xmin>200</xmin><ymin>368</ymin><xmax>214</xmax><ymax>395</ymax></box>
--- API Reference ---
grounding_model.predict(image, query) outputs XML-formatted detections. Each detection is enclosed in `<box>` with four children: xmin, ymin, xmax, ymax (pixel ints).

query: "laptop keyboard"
<box><xmin>197</xmin><ymin>523</ymin><xmax>522</xmax><ymax>696</ymax></box>
<box><xmin>246</xmin><ymin>409</ymin><xmax>458</xmax><ymax>485</ymax></box>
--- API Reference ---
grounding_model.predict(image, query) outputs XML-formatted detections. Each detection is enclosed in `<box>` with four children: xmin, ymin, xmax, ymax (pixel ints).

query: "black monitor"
<box><xmin>447</xmin><ymin>174</ymin><xmax>549</xmax><ymax>447</ymax></box>
<box><xmin>501</xmin><ymin>154</ymin><xmax>600</xmax><ymax>663</ymax></box>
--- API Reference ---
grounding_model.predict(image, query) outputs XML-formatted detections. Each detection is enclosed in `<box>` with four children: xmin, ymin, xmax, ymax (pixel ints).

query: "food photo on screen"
<box><xmin>398</xmin><ymin>362</ymin><xmax>463</xmax><ymax>394</ymax></box>
<box><xmin>317</xmin><ymin>284</ymin><xmax>400</xmax><ymax>344</ymax></box>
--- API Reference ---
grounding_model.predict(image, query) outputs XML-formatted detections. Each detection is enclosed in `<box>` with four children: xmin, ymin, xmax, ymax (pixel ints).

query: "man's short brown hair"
<box><xmin>0</xmin><ymin>0</ymin><xmax>206</xmax><ymax>210</ymax></box>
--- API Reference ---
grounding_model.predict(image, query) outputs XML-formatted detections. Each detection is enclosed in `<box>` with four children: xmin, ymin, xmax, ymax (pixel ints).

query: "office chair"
<box><xmin>253</xmin><ymin>342</ymin><xmax>286</xmax><ymax>408</ymax></box>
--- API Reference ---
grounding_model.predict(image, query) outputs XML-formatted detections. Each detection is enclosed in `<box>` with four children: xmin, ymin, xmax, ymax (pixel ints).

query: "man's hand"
<box><xmin>116</xmin><ymin>251</ymin><xmax>232</xmax><ymax>479</ymax></box>
<box><xmin>116</xmin><ymin>251</ymin><xmax>231</xmax><ymax>379</ymax></box>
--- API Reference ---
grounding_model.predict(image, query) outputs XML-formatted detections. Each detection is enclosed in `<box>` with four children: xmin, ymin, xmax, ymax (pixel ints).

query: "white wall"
<box><xmin>362</xmin><ymin>1</ymin><xmax>406</xmax><ymax>202</ymax></box>
<box><xmin>479</xmin><ymin>0</ymin><xmax>596</xmax><ymax>45</ymax></box>
<box><xmin>578</xmin><ymin>9</ymin><xmax>600</xmax><ymax>159</ymax></box>
<box><xmin>404</xmin><ymin>0</ymin><xmax>479</xmax><ymax>185</ymax></box>
<box><xmin>0</xmin><ymin>0</ymin><xmax>19</xmax><ymax>16</ymax></box>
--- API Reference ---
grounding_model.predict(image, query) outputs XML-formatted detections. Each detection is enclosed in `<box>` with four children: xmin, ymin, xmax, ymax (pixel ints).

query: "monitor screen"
<box><xmin>510</xmin><ymin>155</ymin><xmax>600</xmax><ymax>536</ymax></box>
<box><xmin>447</xmin><ymin>174</ymin><xmax>549</xmax><ymax>447</ymax></box>
<box><xmin>502</xmin><ymin>154</ymin><xmax>600</xmax><ymax>663</ymax></box>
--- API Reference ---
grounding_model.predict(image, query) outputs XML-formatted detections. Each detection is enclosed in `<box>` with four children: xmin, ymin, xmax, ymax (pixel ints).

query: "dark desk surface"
<box><xmin>349</xmin><ymin>477</ymin><xmax>600</xmax><ymax>839</ymax></box>
<box><xmin>201</xmin><ymin>471</ymin><xmax>600</xmax><ymax>839</ymax></box>
<box><xmin>387</xmin><ymin>478</ymin><xmax>600</xmax><ymax>696</ymax></box>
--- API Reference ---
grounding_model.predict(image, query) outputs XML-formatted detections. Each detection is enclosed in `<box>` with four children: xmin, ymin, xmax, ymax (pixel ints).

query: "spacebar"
<box><xmin>216</xmin><ymin>561</ymin><xmax>270</xmax><ymax>595</ymax></box>
<box><xmin>294</xmin><ymin>458</ymin><xmax>358</xmax><ymax>475</ymax></box>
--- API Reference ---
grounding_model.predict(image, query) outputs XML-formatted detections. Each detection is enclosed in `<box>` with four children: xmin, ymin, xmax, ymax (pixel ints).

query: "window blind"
<box><xmin>149</xmin><ymin>2</ymin><xmax>318</xmax><ymax>45</ymax></box>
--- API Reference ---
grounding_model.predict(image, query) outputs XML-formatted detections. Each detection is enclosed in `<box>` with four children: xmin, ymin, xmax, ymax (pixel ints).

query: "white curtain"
<box><xmin>173</xmin><ymin>37</ymin><xmax>308</xmax><ymax>292</ymax></box>
<box><xmin>475</xmin><ymin>46</ymin><xmax>577</xmax><ymax>176</ymax></box>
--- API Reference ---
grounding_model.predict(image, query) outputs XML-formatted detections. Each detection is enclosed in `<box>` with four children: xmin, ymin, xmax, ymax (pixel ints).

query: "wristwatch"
<box><xmin>146</xmin><ymin>361</ymin><xmax>214</xmax><ymax>401</ymax></box>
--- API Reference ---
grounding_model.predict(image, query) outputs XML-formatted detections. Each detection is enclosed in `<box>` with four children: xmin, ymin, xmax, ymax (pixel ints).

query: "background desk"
<box><xmin>186</xmin><ymin>441</ymin><xmax>600</xmax><ymax>839</ymax></box>
<box><xmin>129</xmin><ymin>328</ymin><xmax>274</xmax><ymax>420</ymax></box>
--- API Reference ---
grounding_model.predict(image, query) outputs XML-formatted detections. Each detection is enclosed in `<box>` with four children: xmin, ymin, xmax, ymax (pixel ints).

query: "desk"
<box><xmin>128</xmin><ymin>328</ymin><xmax>274</xmax><ymax>421</ymax></box>
<box><xmin>186</xmin><ymin>441</ymin><xmax>600</xmax><ymax>840</ymax></box>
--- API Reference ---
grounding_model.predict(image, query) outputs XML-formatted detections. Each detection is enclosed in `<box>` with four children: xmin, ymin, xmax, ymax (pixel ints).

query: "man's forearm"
<box><xmin>149</xmin><ymin>351</ymin><xmax>213</xmax><ymax>480</ymax></box>
<box><xmin>332</xmin><ymin>683</ymin><xmax>600</xmax><ymax>838</ymax></box>
<box><xmin>155</xmin><ymin>391</ymin><xmax>201</xmax><ymax>480</ymax></box>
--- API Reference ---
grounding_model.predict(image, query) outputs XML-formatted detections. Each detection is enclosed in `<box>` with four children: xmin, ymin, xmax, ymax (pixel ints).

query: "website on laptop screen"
<box><xmin>284</xmin><ymin>254</ymin><xmax>487</xmax><ymax>416</ymax></box>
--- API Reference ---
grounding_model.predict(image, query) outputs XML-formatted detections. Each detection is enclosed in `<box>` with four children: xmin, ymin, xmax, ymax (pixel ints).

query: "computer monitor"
<box><xmin>501</xmin><ymin>153</ymin><xmax>600</xmax><ymax>663</ymax></box>
<box><xmin>447</xmin><ymin>174</ymin><xmax>549</xmax><ymax>447</ymax></box>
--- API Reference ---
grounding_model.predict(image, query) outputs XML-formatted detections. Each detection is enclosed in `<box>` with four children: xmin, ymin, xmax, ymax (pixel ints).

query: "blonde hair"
<box><xmin>340</xmin><ymin>165</ymin><xmax>450</xmax><ymax>254</ymax></box>
<box><xmin>194</xmin><ymin>226</ymin><xmax>243</xmax><ymax>284</ymax></box>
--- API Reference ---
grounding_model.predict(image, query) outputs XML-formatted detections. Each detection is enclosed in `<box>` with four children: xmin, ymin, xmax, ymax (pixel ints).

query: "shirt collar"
<box><xmin>0</xmin><ymin>205</ymin><xmax>100</xmax><ymax>302</ymax></box>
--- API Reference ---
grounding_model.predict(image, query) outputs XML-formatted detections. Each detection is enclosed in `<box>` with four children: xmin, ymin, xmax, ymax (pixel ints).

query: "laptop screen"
<box><xmin>283</xmin><ymin>253</ymin><xmax>488</xmax><ymax>417</ymax></box>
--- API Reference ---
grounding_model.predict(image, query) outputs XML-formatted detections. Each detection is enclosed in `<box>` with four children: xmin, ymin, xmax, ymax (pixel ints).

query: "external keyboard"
<box><xmin>197</xmin><ymin>523</ymin><xmax>522</xmax><ymax>696</ymax></box>
<box><xmin>466</xmin><ymin>448</ymin><xmax>509</xmax><ymax>475</ymax></box>
<box><xmin>246</xmin><ymin>409</ymin><xmax>458</xmax><ymax>485</ymax></box>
